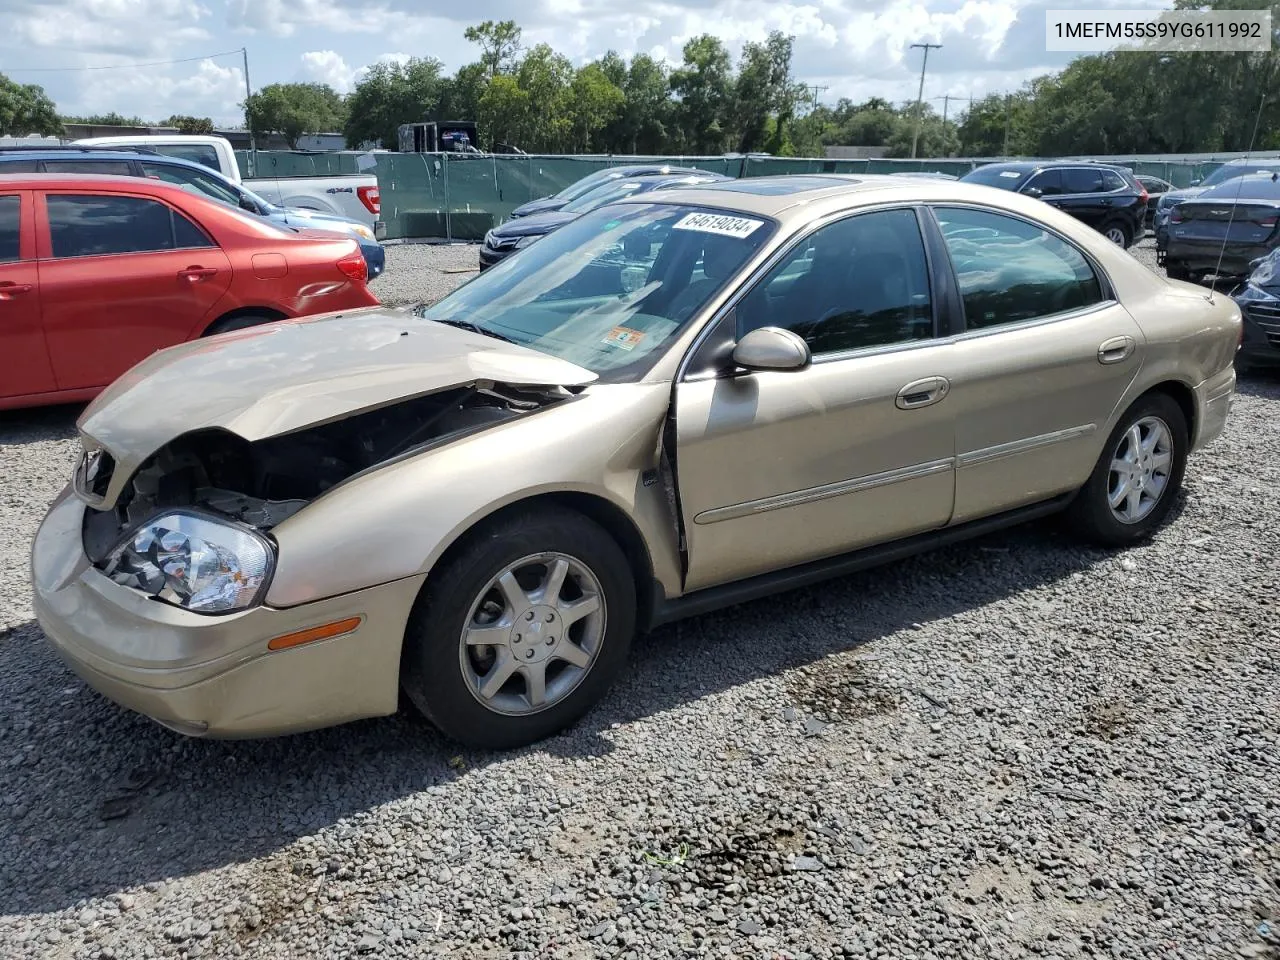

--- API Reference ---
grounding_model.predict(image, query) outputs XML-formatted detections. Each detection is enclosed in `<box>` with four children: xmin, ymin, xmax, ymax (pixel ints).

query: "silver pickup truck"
<box><xmin>74</xmin><ymin>134</ymin><xmax>385</xmax><ymax>239</ymax></box>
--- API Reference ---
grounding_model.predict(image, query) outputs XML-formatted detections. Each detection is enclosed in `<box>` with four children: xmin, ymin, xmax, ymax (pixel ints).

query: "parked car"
<box><xmin>31</xmin><ymin>174</ymin><xmax>1240</xmax><ymax>750</ymax></box>
<box><xmin>1233</xmin><ymin>247</ymin><xmax>1280</xmax><ymax>370</ymax></box>
<box><xmin>480</xmin><ymin>171</ymin><xmax>731</xmax><ymax>270</ymax></box>
<box><xmin>0</xmin><ymin>173</ymin><xmax>378</xmax><ymax>411</ymax></box>
<box><xmin>891</xmin><ymin>172</ymin><xmax>959</xmax><ymax>180</ymax></box>
<box><xmin>1135</xmin><ymin>175</ymin><xmax>1173</xmax><ymax>229</ymax></box>
<box><xmin>959</xmin><ymin>161</ymin><xmax>1148</xmax><ymax>248</ymax></box>
<box><xmin>507</xmin><ymin>164</ymin><xmax>707</xmax><ymax>220</ymax></box>
<box><xmin>1154</xmin><ymin>158</ymin><xmax>1280</xmax><ymax>264</ymax></box>
<box><xmin>0</xmin><ymin>147</ymin><xmax>385</xmax><ymax>280</ymax></box>
<box><xmin>73</xmin><ymin>135</ymin><xmax>385</xmax><ymax>237</ymax></box>
<box><xmin>1163</xmin><ymin>173</ymin><xmax>1280</xmax><ymax>282</ymax></box>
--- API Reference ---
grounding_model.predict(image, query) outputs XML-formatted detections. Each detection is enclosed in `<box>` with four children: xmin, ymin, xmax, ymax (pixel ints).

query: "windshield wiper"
<box><xmin>427</xmin><ymin>317</ymin><xmax>519</xmax><ymax>345</ymax></box>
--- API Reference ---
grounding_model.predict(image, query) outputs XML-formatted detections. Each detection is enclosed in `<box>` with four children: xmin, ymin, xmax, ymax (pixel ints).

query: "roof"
<box><xmin>0</xmin><ymin>172</ymin><xmax>218</xmax><ymax>196</ymax></box>
<box><xmin>618</xmin><ymin>173</ymin><xmax>1026</xmax><ymax>222</ymax></box>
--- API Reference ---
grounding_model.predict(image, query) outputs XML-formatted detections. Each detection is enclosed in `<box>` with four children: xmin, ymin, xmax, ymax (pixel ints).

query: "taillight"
<box><xmin>1258</xmin><ymin>215</ymin><xmax>1277</xmax><ymax>228</ymax></box>
<box><xmin>357</xmin><ymin>185</ymin><xmax>380</xmax><ymax>215</ymax></box>
<box><xmin>1137</xmin><ymin>183</ymin><xmax>1148</xmax><ymax>202</ymax></box>
<box><xmin>337</xmin><ymin>251</ymin><xmax>367</xmax><ymax>284</ymax></box>
<box><xmin>1170</xmin><ymin>207</ymin><xmax>1184</xmax><ymax>224</ymax></box>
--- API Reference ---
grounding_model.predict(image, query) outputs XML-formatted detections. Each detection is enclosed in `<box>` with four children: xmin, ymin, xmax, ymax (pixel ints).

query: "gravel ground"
<box><xmin>1</xmin><ymin>236</ymin><xmax>1278</xmax><ymax>960</ymax></box>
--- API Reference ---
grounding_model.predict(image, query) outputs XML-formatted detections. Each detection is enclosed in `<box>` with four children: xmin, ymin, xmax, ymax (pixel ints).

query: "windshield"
<box><xmin>961</xmin><ymin>166</ymin><xmax>1031</xmax><ymax>190</ymax></box>
<box><xmin>561</xmin><ymin>179</ymin><xmax>659</xmax><ymax>215</ymax></box>
<box><xmin>415</xmin><ymin>203</ymin><xmax>775</xmax><ymax>380</ymax></box>
<box><xmin>1200</xmin><ymin>162</ymin><xmax>1280</xmax><ymax>188</ymax></box>
<box><xmin>1199</xmin><ymin>175</ymin><xmax>1280</xmax><ymax>201</ymax></box>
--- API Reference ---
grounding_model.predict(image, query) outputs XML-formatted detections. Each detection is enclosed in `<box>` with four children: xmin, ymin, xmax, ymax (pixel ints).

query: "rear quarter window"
<box><xmin>1101</xmin><ymin>170</ymin><xmax>1129</xmax><ymax>191</ymax></box>
<box><xmin>0</xmin><ymin>160</ymin><xmax>39</xmax><ymax>173</ymax></box>
<box><xmin>41</xmin><ymin>160</ymin><xmax>135</xmax><ymax>176</ymax></box>
<box><xmin>151</xmin><ymin>144</ymin><xmax>222</xmax><ymax>172</ymax></box>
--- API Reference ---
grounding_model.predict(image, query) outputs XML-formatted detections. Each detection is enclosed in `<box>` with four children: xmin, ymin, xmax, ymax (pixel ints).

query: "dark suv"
<box><xmin>959</xmin><ymin>161</ymin><xmax>1148</xmax><ymax>248</ymax></box>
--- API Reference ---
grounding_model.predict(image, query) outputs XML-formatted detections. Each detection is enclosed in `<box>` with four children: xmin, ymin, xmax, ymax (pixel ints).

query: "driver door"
<box><xmin>673</xmin><ymin>207</ymin><xmax>958</xmax><ymax>593</ymax></box>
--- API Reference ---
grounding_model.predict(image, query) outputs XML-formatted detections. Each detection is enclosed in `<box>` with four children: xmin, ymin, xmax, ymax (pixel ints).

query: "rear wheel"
<box><xmin>400</xmin><ymin>506</ymin><xmax>636</xmax><ymax>750</ymax></box>
<box><xmin>1066</xmin><ymin>392</ymin><xmax>1188</xmax><ymax>547</ymax></box>
<box><xmin>1102</xmin><ymin>219</ymin><xmax>1132</xmax><ymax>248</ymax></box>
<box><xmin>203</xmin><ymin>313</ymin><xmax>279</xmax><ymax>336</ymax></box>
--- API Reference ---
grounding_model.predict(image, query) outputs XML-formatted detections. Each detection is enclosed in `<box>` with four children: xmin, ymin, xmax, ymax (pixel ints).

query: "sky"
<box><xmin>0</xmin><ymin>0</ymin><xmax>1167</xmax><ymax>128</ymax></box>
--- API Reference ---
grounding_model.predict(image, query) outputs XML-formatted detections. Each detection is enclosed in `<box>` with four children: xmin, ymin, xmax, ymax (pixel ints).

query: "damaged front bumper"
<box><xmin>32</xmin><ymin>486</ymin><xmax>423</xmax><ymax>738</ymax></box>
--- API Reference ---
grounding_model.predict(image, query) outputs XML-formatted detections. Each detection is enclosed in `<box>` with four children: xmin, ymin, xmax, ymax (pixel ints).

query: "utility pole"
<box><xmin>909</xmin><ymin>42</ymin><xmax>942</xmax><ymax>159</ymax></box>
<box><xmin>805</xmin><ymin>84</ymin><xmax>828</xmax><ymax>111</ymax></box>
<box><xmin>942</xmin><ymin>94</ymin><xmax>951</xmax><ymax>125</ymax></box>
<box><xmin>1002</xmin><ymin>93</ymin><xmax>1011</xmax><ymax>156</ymax></box>
<box><xmin>242</xmin><ymin>47</ymin><xmax>256</xmax><ymax>176</ymax></box>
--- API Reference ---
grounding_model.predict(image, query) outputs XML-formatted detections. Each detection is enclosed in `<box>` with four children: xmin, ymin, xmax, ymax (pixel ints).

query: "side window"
<box><xmin>41</xmin><ymin>160</ymin><xmax>135</xmax><ymax>176</ymax></box>
<box><xmin>1024</xmin><ymin>170</ymin><xmax>1063</xmax><ymax>196</ymax></box>
<box><xmin>0</xmin><ymin>196</ymin><xmax>20</xmax><ymax>263</ymax></box>
<box><xmin>1060</xmin><ymin>168</ymin><xmax>1104</xmax><ymax>194</ymax></box>
<box><xmin>46</xmin><ymin>195</ymin><xmax>212</xmax><ymax>259</ymax></box>
<box><xmin>1101</xmin><ymin>170</ymin><xmax>1128</xmax><ymax>192</ymax></box>
<box><xmin>738</xmin><ymin>208</ymin><xmax>934</xmax><ymax>355</ymax></box>
<box><xmin>0</xmin><ymin>160</ymin><xmax>39</xmax><ymax>173</ymax></box>
<box><xmin>933</xmin><ymin>206</ymin><xmax>1105</xmax><ymax>330</ymax></box>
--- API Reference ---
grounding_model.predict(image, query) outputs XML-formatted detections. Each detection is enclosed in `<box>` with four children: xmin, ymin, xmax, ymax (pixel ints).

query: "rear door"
<box><xmin>927</xmin><ymin>204</ymin><xmax>1144</xmax><ymax>524</ymax></box>
<box><xmin>1053</xmin><ymin>167</ymin><xmax>1107</xmax><ymax>228</ymax></box>
<box><xmin>35</xmin><ymin>191</ymin><xmax>233</xmax><ymax>390</ymax></box>
<box><xmin>0</xmin><ymin>191</ymin><xmax>57</xmax><ymax>401</ymax></box>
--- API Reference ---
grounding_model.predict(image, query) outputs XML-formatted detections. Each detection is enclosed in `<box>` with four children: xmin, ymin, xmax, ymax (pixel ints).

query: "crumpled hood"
<box><xmin>77</xmin><ymin>306</ymin><xmax>598</xmax><ymax>478</ymax></box>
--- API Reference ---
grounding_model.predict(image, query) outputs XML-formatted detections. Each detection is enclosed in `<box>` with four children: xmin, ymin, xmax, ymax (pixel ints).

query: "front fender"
<box><xmin>264</xmin><ymin>383</ymin><xmax>682</xmax><ymax>608</ymax></box>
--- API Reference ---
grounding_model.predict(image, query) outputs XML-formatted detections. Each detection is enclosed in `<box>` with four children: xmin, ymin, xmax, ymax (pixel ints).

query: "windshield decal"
<box><xmin>999</xmin><ymin>170</ymin><xmax>1022</xmax><ymax>178</ymax></box>
<box><xmin>673</xmin><ymin>212</ymin><xmax>764</xmax><ymax>239</ymax></box>
<box><xmin>602</xmin><ymin>326</ymin><xmax>646</xmax><ymax>351</ymax></box>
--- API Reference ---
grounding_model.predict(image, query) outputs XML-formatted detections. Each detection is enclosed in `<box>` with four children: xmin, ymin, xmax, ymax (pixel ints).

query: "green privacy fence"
<box><xmin>234</xmin><ymin>150</ymin><xmax>1233</xmax><ymax>240</ymax></box>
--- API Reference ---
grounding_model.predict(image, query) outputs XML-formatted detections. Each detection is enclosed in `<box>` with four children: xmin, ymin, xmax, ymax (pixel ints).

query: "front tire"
<box><xmin>400</xmin><ymin>506</ymin><xmax>636</xmax><ymax>750</ymax></box>
<box><xmin>1066</xmin><ymin>392</ymin><xmax>1189</xmax><ymax>547</ymax></box>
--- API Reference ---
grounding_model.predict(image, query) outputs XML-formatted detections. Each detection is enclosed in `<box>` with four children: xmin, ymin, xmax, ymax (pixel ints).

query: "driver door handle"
<box><xmin>896</xmin><ymin>376</ymin><xmax>950</xmax><ymax>410</ymax></box>
<box><xmin>0</xmin><ymin>281</ymin><xmax>33</xmax><ymax>300</ymax></box>
<box><xmin>178</xmin><ymin>266</ymin><xmax>218</xmax><ymax>282</ymax></box>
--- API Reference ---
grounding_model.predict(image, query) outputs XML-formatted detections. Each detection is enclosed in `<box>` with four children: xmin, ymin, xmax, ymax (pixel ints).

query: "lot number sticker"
<box><xmin>673</xmin><ymin>212</ymin><xmax>764</xmax><ymax>239</ymax></box>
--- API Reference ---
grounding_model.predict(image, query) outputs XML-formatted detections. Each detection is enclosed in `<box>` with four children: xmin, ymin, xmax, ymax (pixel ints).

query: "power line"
<box><xmin>2</xmin><ymin>49</ymin><xmax>246</xmax><ymax>73</ymax></box>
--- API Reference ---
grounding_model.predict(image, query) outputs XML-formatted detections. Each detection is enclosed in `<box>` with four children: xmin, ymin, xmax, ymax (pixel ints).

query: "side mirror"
<box><xmin>732</xmin><ymin>326</ymin><xmax>811</xmax><ymax>372</ymax></box>
<box><xmin>240</xmin><ymin>196</ymin><xmax>259</xmax><ymax>213</ymax></box>
<box><xmin>1023</xmin><ymin>186</ymin><xmax>1043</xmax><ymax>199</ymax></box>
<box><xmin>1190</xmin><ymin>179</ymin><xmax>1201</xmax><ymax>187</ymax></box>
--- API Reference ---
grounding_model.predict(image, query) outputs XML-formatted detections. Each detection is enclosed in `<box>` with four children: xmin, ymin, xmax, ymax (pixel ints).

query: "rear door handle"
<box><xmin>1098</xmin><ymin>335</ymin><xmax>1135</xmax><ymax>364</ymax></box>
<box><xmin>0</xmin><ymin>281</ymin><xmax>33</xmax><ymax>300</ymax></box>
<box><xmin>896</xmin><ymin>376</ymin><xmax>951</xmax><ymax>410</ymax></box>
<box><xmin>178</xmin><ymin>266</ymin><xmax>218</xmax><ymax>282</ymax></box>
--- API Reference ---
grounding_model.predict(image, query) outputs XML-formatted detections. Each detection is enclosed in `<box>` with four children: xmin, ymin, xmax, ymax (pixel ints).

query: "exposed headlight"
<box><xmin>103</xmin><ymin>512</ymin><xmax>273</xmax><ymax>614</ymax></box>
<box><xmin>350</xmin><ymin>224</ymin><xmax>376</xmax><ymax>242</ymax></box>
<box><xmin>514</xmin><ymin>235</ymin><xmax>542</xmax><ymax>249</ymax></box>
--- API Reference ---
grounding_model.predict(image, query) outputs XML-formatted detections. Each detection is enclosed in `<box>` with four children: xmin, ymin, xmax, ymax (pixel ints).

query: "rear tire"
<box><xmin>1102</xmin><ymin>219</ymin><xmax>1132</xmax><ymax>248</ymax></box>
<box><xmin>400</xmin><ymin>506</ymin><xmax>636</xmax><ymax>750</ymax></box>
<box><xmin>202</xmin><ymin>313</ymin><xmax>278</xmax><ymax>337</ymax></box>
<box><xmin>1065</xmin><ymin>392</ymin><xmax>1189</xmax><ymax>547</ymax></box>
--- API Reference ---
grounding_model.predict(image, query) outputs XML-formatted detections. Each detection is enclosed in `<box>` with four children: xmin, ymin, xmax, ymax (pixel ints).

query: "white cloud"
<box><xmin>299</xmin><ymin>50</ymin><xmax>357</xmax><ymax>91</ymax></box>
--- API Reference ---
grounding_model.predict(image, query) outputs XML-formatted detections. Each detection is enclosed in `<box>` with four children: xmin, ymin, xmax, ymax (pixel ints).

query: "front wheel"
<box><xmin>1065</xmin><ymin>392</ymin><xmax>1189</xmax><ymax>547</ymax></box>
<box><xmin>400</xmin><ymin>506</ymin><xmax>636</xmax><ymax>750</ymax></box>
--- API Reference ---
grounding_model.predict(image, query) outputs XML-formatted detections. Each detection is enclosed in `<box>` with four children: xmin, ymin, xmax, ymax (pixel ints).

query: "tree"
<box><xmin>733</xmin><ymin>32</ymin><xmax>800</xmax><ymax>153</ymax></box>
<box><xmin>163</xmin><ymin>115</ymin><xmax>215</xmax><ymax>134</ymax></box>
<box><xmin>515</xmin><ymin>44</ymin><xmax>575</xmax><ymax>151</ymax></box>
<box><xmin>246</xmin><ymin>82</ymin><xmax>346</xmax><ymax>148</ymax></box>
<box><xmin>343</xmin><ymin>58</ymin><xmax>445</xmax><ymax>148</ymax></box>
<box><xmin>0</xmin><ymin>76</ymin><xmax>61</xmax><ymax>136</ymax></box>
<box><xmin>478</xmin><ymin>74</ymin><xmax>530</xmax><ymax>148</ymax></box>
<box><xmin>669</xmin><ymin>35</ymin><xmax>734</xmax><ymax>153</ymax></box>
<box><xmin>465</xmin><ymin>20</ymin><xmax>522</xmax><ymax>77</ymax></box>
<box><xmin>568</xmin><ymin>63</ymin><xmax>624</xmax><ymax>152</ymax></box>
<box><xmin>60</xmin><ymin>111</ymin><xmax>143</xmax><ymax>127</ymax></box>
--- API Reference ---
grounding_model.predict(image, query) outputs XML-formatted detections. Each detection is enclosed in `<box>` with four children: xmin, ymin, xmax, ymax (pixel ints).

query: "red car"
<box><xmin>0</xmin><ymin>173</ymin><xmax>380</xmax><ymax>411</ymax></box>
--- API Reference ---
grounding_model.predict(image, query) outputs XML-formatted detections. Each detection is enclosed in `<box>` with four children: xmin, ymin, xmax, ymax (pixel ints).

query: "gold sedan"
<box><xmin>32</xmin><ymin>175</ymin><xmax>1241</xmax><ymax>749</ymax></box>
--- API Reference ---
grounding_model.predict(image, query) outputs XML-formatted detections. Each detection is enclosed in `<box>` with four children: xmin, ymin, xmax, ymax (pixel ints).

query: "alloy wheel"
<box><xmin>1107</xmin><ymin>416</ymin><xmax>1174</xmax><ymax>524</ymax></box>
